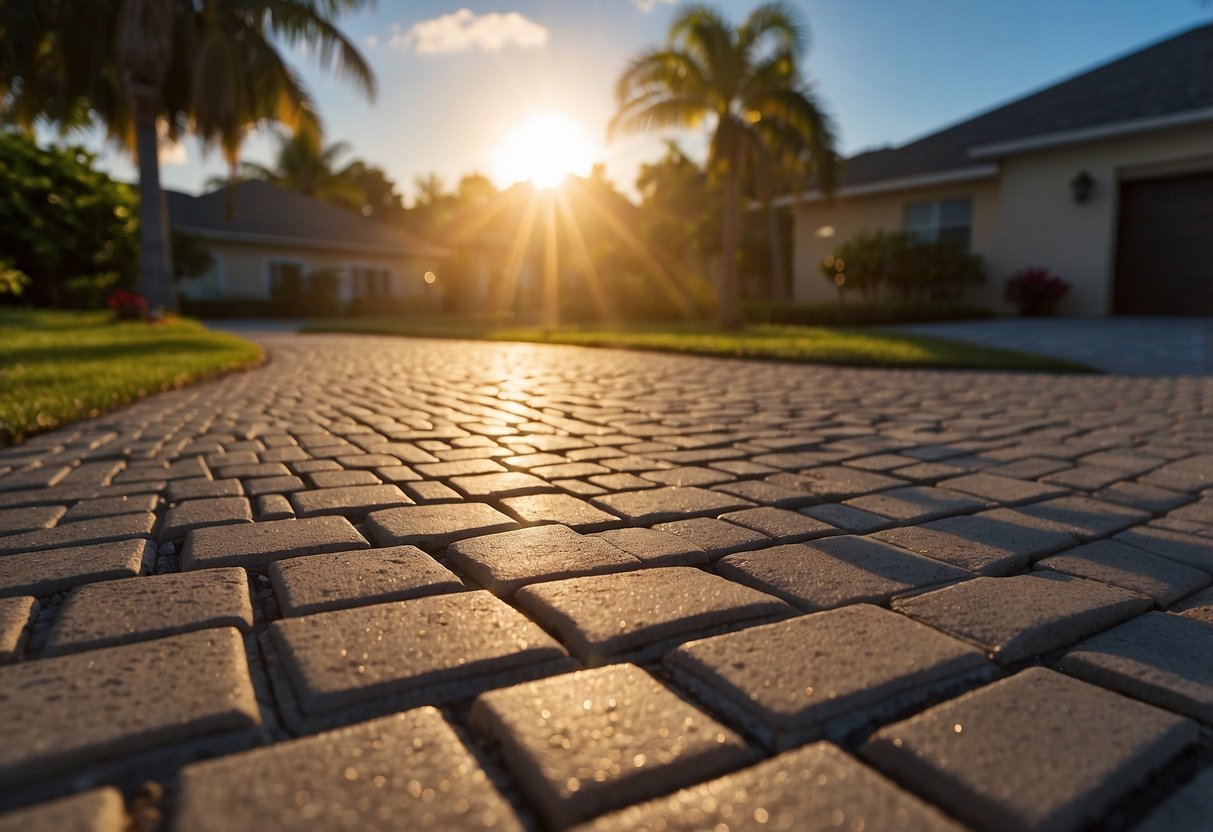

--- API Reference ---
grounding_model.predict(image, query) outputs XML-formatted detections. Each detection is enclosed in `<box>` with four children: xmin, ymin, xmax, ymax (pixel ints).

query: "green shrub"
<box><xmin>744</xmin><ymin>298</ymin><xmax>994</xmax><ymax>326</ymax></box>
<box><xmin>821</xmin><ymin>230</ymin><xmax>985</xmax><ymax>302</ymax></box>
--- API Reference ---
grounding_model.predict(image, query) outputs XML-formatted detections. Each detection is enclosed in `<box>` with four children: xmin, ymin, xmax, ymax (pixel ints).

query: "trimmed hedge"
<box><xmin>743</xmin><ymin>299</ymin><xmax>995</xmax><ymax>327</ymax></box>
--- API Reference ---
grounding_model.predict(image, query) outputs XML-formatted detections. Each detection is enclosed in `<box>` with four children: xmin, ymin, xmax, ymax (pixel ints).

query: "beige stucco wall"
<box><xmin>791</xmin><ymin>122</ymin><xmax>1213</xmax><ymax>314</ymax></box>
<box><xmin>179</xmin><ymin>241</ymin><xmax>442</xmax><ymax>302</ymax></box>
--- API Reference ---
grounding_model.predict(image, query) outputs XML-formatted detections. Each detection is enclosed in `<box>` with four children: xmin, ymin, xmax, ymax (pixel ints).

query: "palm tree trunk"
<box><xmin>767</xmin><ymin>203</ymin><xmax>788</xmax><ymax>303</ymax></box>
<box><xmin>133</xmin><ymin>100</ymin><xmax>176</xmax><ymax>312</ymax></box>
<box><xmin>718</xmin><ymin>160</ymin><xmax>742</xmax><ymax>329</ymax></box>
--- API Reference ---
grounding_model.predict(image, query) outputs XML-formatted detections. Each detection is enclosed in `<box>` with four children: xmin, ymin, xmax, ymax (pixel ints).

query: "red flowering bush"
<box><xmin>1005</xmin><ymin>267</ymin><xmax>1070</xmax><ymax>316</ymax></box>
<box><xmin>106</xmin><ymin>289</ymin><xmax>149</xmax><ymax>321</ymax></box>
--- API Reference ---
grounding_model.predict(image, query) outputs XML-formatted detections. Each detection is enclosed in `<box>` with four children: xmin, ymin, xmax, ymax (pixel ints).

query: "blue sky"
<box><xmin>71</xmin><ymin>0</ymin><xmax>1211</xmax><ymax>201</ymax></box>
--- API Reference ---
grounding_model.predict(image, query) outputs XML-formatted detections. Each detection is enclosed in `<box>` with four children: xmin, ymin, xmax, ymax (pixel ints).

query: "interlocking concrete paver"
<box><xmin>306</xmin><ymin>469</ymin><xmax>379</xmax><ymax>488</ymax></box>
<box><xmin>166</xmin><ymin>478</ymin><xmax>243</xmax><ymax>502</ymax></box>
<box><xmin>711</xmin><ymin>478</ymin><xmax>817</xmax><ymax>508</ymax></box>
<box><xmin>939</xmin><ymin>472</ymin><xmax>1068</xmax><ymax>504</ymax></box>
<box><xmin>0</xmin><ymin>538</ymin><xmax>153</xmax><ymax>597</ymax></box>
<box><xmin>1094</xmin><ymin>480</ymin><xmax>1193</xmax><ymax>513</ymax></box>
<box><xmin>0</xmin><ymin>504</ymin><xmax>65</xmax><ymax>535</ymax></box>
<box><xmin>1016</xmin><ymin>495</ymin><xmax>1151</xmax><ymax>541</ymax></box>
<box><xmin>893</xmin><ymin>572</ymin><xmax>1152</xmax><ymax>663</ymax></box>
<box><xmin>799</xmin><ymin>502</ymin><xmax>893</xmax><ymax>533</ymax></box>
<box><xmin>1134</xmin><ymin>768</ymin><xmax>1213</xmax><ymax>832</ymax></box>
<box><xmin>0</xmin><ymin>512</ymin><xmax>157</xmax><ymax>556</ymax></box>
<box><xmin>0</xmin><ymin>627</ymin><xmax>260</xmax><ymax>789</ymax></box>
<box><xmin>516</xmin><ymin>566</ymin><xmax>789</xmax><ymax>663</ymax></box>
<box><xmin>591</xmin><ymin>527</ymin><xmax>707</xmax><ymax>565</ymax></box>
<box><xmin>269</xmin><ymin>546</ymin><xmax>463</xmax><ymax>616</ymax></box>
<box><xmin>254</xmin><ymin>493</ymin><xmax>294</xmax><ymax>520</ymax></box>
<box><xmin>666</xmin><ymin>605</ymin><xmax>990</xmax><ymax>750</ymax></box>
<box><xmin>450</xmin><ymin>471</ymin><xmax>555</xmax><ymax>498</ymax></box>
<box><xmin>872</xmin><ymin>511</ymin><xmax>1074</xmax><ymax>575</ymax></box>
<box><xmin>573</xmin><ymin>741</ymin><xmax>964</xmax><ymax>832</ymax></box>
<box><xmin>174</xmin><ymin>707</ymin><xmax>524</xmax><ymax>832</ymax></box>
<box><xmin>718</xmin><ymin>506</ymin><xmax>837</xmax><ymax>542</ymax></box>
<box><xmin>470</xmin><ymin>664</ymin><xmax>755</xmax><ymax>828</ymax></box>
<box><xmin>1037</xmin><ymin>540</ymin><xmax>1209</xmax><ymax>606</ymax></box>
<box><xmin>1171</xmin><ymin>586</ymin><xmax>1213</xmax><ymax>623</ymax></box>
<box><xmin>843</xmin><ymin>485</ymin><xmax>989</xmax><ymax>523</ymax></box>
<box><xmin>364</xmin><ymin>503</ymin><xmax>518</xmax><ymax>548</ymax></box>
<box><xmin>182</xmin><ymin>516</ymin><xmax>369</xmax><ymax>570</ymax></box>
<box><xmin>158</xmin><ymin>496</ymin><xmax>252</xmax><ymax>542</ymax></box>
<box><xmin>717</xmin><ymin>537</ymin><xmax>969</xmax><ymax>611</ymax></box>
<box><xmin>0</xmin><ymin>596</ymin><xmax>36</xmax><ymax>663</ymax></box>
<box><xmin>1113</xmin><ymin>526</ymin><xmax>1213</xmax><ymax>573</ymax></box>
<box><xmin>1059</xmin><ymin>612</ymin><xmax>1213</xmax><ymax>723</ymax></box>
<box><xmin>45</xmin><ymin>568</ymin><xmax>252</xmax><ymax>656</ymax></box>
<box><xmin>270</xmin><ymin>591</ymin><xmax>570</xmax><ymax>716</ymax></box>
<box><xmin>289</xmin><ymin>483</ymin><xmax>411</xmax><ymax>518</ymax></box>
<box><xmin>446</xmin><ymin>524</ymin><xmax>640</xmax><ymax>594</ymax></box>
<box><xmin>792</xmin><ymin>466</ymin><xmax>906</xmax><ymax>500</ymax></box>
<box><xmin>0</xmin><ymin>787</ymin><xmax>126</xmax><ymax>832</ymax></box>
<box><xmin>861</xmin><ymin>668</ymin><xmax>1197</xmax><ymax>832</ymax></box>
<box><xmin>591</xmin><ymin>486</ymin><xmax>754</xmax><ymax>523</ymax></box>
<box><xmin>499</xmin><ymin>493</ymin><xmax>622</xmax><ymax>531</ymax></box>
<box><xmin>240</xmin><ymin>475</ymin><xmax>306</xmax><ymax>496</ymax></box>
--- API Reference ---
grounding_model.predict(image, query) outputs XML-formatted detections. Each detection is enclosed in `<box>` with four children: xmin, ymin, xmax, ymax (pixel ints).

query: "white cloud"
<box><xmin>366</xmin><ymin>34</ymin><xmax>378</xmax><ymax>48</ymax></box>
<box><xmin>632</xmin><ymin>0</ymin><xmax>676</xmax><ymax>11</ymax></box>
<box><xmin>392</xmin><ymin>8</ymin><xmax>548</xmax><ymax>54</ymax></box>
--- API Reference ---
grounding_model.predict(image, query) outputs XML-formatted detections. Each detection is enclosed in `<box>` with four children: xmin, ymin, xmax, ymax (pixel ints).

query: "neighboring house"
<box><xmin>167</xmin><ymin>180</ymin><xmax>448</xmax><ymax>307</ymax></box>
<box><xmin>785</xmin><ymin>23</ymin><xmax>1213</xmax><ymax>315</ymax></box>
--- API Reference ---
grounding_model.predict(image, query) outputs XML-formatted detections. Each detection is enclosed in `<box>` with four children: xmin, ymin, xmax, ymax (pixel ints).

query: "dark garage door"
<box><xmin>1113</xmin><ymin>172</ymin><xmax>1213</xmax><ymax>315</ymax></box>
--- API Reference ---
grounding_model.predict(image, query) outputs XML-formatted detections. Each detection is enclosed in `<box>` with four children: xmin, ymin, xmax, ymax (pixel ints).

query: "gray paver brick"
<box><xmin>470</xmin><ymin>663</ymin><xmax>755</xmax><ymax>829</ymax></box>
<box><xmin>1041</xmin><ymin>465</ymin><xmax>1127</xmax><ymax>490</ymax></box>
<box><xmin>289</xmin><ymin>484</ymin><xmax>411</xmax><ymax>519</ymax></box>
<box><xmin>893</xmin><ymin>572</ymin><xmax>1152</xmax><ymax>664</ymax></box>
<box><xmin>1037</xmin><ymin>540</ymin><xmax>1209</xmax><ymax>606</ymax></box>
<box><xmin>212</xmin><ymin>462</ymin><xmax>290</xmax><ymax>480</ymax></box>
<box><xmin>1113</xmin><ymin>526</ymin><xmax>1213</xmax><ymax>573</ymax></box>
<box><xmin>1134</xmin><ymin>768</ymin><xmax>1213</xmax><ymax>832</ymax></box>
<box><xmin>414</xmin><ymin>458</ymin><xmax>506</xmax><ymax>478</ymax></box>
<box><xmin>799</xmin><ymin>502</ymin><xmax>893</xmax><ymax>533</ymax></box>
<box><xmin>364</xmin><ymin>503</ymin><xmax>518</xmax><ymax>548</ymax></box>
<box><xmin>1171</xmin><ymin>586</ymin><xmax>1213</xmax><ymax>623</ymax></box>
<box><xmin>516</xmin><ymin>566</ymin><xmax>788</xmax><ymax>663</ymax></box>
<box><xmin>861</xmin><ymin>668</ymin><xmax>1197</xmax><ymax>832</ymax></box>
<box><xmin>0</xmin><ymin>465</ymin><xmax>70</xmax><ymax>492</ymax></box>
<box><xmin>254</xmin><ymin>494</ymin><xmax>294</xmax><ymax>520</ymax></box>
<box><xmin>1139</xmin><ymin>455</ymin><xmax>1213</xmax><ymax>492</ymax></box>
<box><xmin>591</xmin><ymin>527</ymin><xmax>707</xmax><ymax>566</ymax></box>
<box><xmin>306</xmin><ymin>470</ymin><xmax>379</xmax><ymax>488</ymax></box>
<box><xmin>1059</xmin><ymin>611</ymin><xmax>1213</xmax><ymax>724</ymax></box>
<box><xmin>666</xmin><ymin>605</ymin><xmax>989</xmax><ymax>750</ymax></box>
<box><xmin>445</xmin><ymin>524</ymin><xmax>640</xmax><ymax>595</ymax></box>
<box><xmin>449</xmin><ymin>471</ymin><xmax>555</xmax><ymax>498</ymax></box>
<box><xmin>269</xmin><ymin>546</ymin><xmax>464</xmax><ymax>616</ymax></box>
<box><xmin>1015</xmin><ymin>495</ymin><xmax>1150</xmax><ymax>541</ymax></box>
<box><xmin>718</xmin><ymin>537</ymin><xmax>968</xmax><ymax>612</ymax></box>
<box><xmin>173</xmin><ymin>707</ymin><xmax>524</xmax><ymax>832</ymax></box>
<box><xmin>499</xmin><ymin>492</ymin><xmax>622</xmax><ymax>531</ymax></box>
<box><xmin>591</xmin><ymin>486</ymin><xmax>754</xmax><ymax>524</ymax></box>
<box><xmin>718</xmin><ymin>506</ymin><xmax>837</xmax><ymax>543</ymax></box>
<box><xmin>588</xmin><ymin>472</ymin><xmax>659</xmax><ymax>491</ymax></box>
<box><xmin>0</xmin><ymin>787</ymin><xmax>126</xmax><ymax>832</ymax></box>
<box><xmin>939</xmin><ymin>472</ymin><xmax>1069</xmax><ymax>505</ymax></box>
<box><xmin>711</xmin><ymin>479</ymin><xmax>817</xmax><ymax>508</ymax></box>
<box><xmin>872</xmin><ymin>511</ymin><xmax>1075</xmax><ymax>575</ymax></box>
<box><xmin>241</xmin><ymin>475</ymin><xmax>306</xmax><ymax>496</ymax></box>
<box><xmin>652</xmin><ymin>517</ymin><xmax>772</xmax><ymax>557</ymax></box>
<box><xmin>844</xmin><ymin>485</ymin><xmax>989</xmax><ymax>523</ymax></box>
<box><xmin>0</xmin><ymin>628</ymin><xmax>259</xmax><ymax>788</ymax></box>
<box><xmin>0</xmin><ymin>512</ymin><xmax>157</xmax><ymax>556</ymax></box>
<box><xmin>270</xmin><ymin>590</ymin><xmax>569</xmax><ymax>715</ymax></box>
<box><xmin>792</xmin><ymin>466</ymin><xmax>906</xmax><ymax>500</ymax></box>
<box><xmin>573</xmin><ymin>741</ymin><xmax>964</xmax><ymax>832</ymax></box>
<box><xmin>166</xmin><ymin>478</ymin><xmax>244</xmax><ymax>503</ymax></box>
<box><xmin>0</xmin><ymin>504</ymin><xmax>66</xmax><ymax>536</ymax></box>
<box><xmin>0</xmin><ymin>596</ymin><xmax>36</xmax><ymax>663</ymax></box>
<box><xmin>640</xmin><ymin>466</ymin><xmax>733</xmax><ymax>487</ymax></box>
<box><xmin>158</xmin><ymin>496</ymin><xmax>253</xmax><ymax>542</ymax></box>
<box><xmin>400</xmin><ymin>480</ymin><xmax>463</xmax><ymax>503</ymax></box>
<box><xmin>0</xmin><ymin>538</ymin><xmax>152</xmax><ymax>598</ymax></box>
<box><xmin>45</xmin><ymin>568</ymin><xmax>253</xmax><ymax>656</ymax></box>
<box><xmin>182</xmin><ymin>516</ymin><xmax>369</xmax><ymax>570</ymax></box>
<box><xmin>1095</xmin><ymin>480</ymin><xmax>1193</xmax><ymax>513</ymax></box>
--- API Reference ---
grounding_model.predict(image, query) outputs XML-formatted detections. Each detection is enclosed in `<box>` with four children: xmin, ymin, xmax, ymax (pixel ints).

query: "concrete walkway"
<box><xmin>0</xmin><ymin>333</ymin><xmax>1210</xmax><ymax>830</ymax></box>
<box><xmin>888</xmin><ymin>317</ymin><xmax>1213</xmax><ymax>376</ymax></box>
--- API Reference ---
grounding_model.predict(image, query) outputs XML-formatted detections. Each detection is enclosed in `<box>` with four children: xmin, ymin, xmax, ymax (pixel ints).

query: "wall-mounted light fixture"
<box><xmin>1070</xmin><ymin>170</ymin><xmax>1094</xmax><ymax>203</ymax></box>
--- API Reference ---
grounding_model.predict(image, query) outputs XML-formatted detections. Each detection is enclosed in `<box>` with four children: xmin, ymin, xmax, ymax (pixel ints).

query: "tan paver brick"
<box><xmin>574</xmin><ymin>741</ymin><xmax>964</xmax><ymax>832</ymax></box>
<box><xmin>591</xmin><ymin>527</ymin><xmax>707</xmax><ymax>566</ymax></box>
<box><xmin>289</xmin><ymin>484</ymin><xmax>411</xmax><ymax>518</ymax></box>
<box><xmin>0</xmin><ymin>512</ymin><xmax>157</xmax><ymax>556</ymax></box>
<box><xmin>1060</xmin><ymin>612</ymin><xmax>1213</xmax><ymax>724</ymax></box>
<box><xmin>0</xmin><ymin>538</ymin><xmax>152</xmax><ymax>598</ymax></box>
<box><xmin>893</xmin><ymin>572</ymin><xmax>1152</xmax><ymax>663</ymax></box>
<box><xmin>666</xmin><ymin>605</ymin><xmax>990</xmax><ymax>750</ymax></box>
<box><xmin>791</xmin><ymin>466</ymin><xmax>905</xmax><ymax>500</ymax></box>
<box><xmin>717</xmin><ymin>537</ymin><xmax>969</xmax><ymax>611</ymax></box>
<box><xmin>158</xmin><ymin>496</ymin><xmax>253</xmax><ymax>542</ymax></box>
<box><xmin>269</xmin><ymin>546</ymin><xmax>464</xmax><ymax>616</ymax></box>
<box><xmin>843</xmin><ymin>485</ymin><xmax>989</xmax><ymax>523</ymax></box>
<box><xmin>0</xmin><ymin>628</ymin><xmax>259</xmax><ymax>788</ymax></box>
<box><xmin>270</xmin><ymin>591</ymin><xmax>569</xmax><ymax>715</ymax></box>
<box><xmin>516</xmin><ymin>566</ymin><xmax>789</xmax><ymax>663</ymax></box>
<box><xmin>1037</xmin><ymin>540</ymin><xmax>1209</xmax><ymax>606</ymax></box>
<box><xmin>1170</xmin><ymin>586</ymin><xmax>1213</xmax><ymax>623</ymax></box>
<box><xmin>653</xmin><ymin>517</ymin><xmax>770</xmax><ymax>558</ymax></box>
<box><xmin>873</xmin><ymin>511</ymin><xmax>1074</xmax><ymax>575</ymax></box>
<box><xmin>718</xmin><ymin>506</ymin><xmax>837</xmax><ymax>543</ymax></box>
<box><xmin>0</xmin><ymin>596</ymin><xmax>37</xmax><ymax>663</ymax></box>
<box><xmin>500</xmin><ymin>493</ymin><xmax>622</xmax><ymax>531</ymax></box>
<box><xmin>470</xmin><ymin>664</ymin><xmax>755</xmax><ymax>829</ymax></box>
<box><xmin>1114</xmin><ymin>526</ymin><xmax>1213</xmax><ymax>573</ymax></box>
<box><xmin>174</xmin><ymin>707</ymin><xmax>523</xmax><ymax>832</ymax></box>
<box><xmin>364</xmin><ymin>503</ymin><xmax>518</xmax><ymax>548</ymax></box>
<box><xmin>0</xmin><ymin>505</ymin><xmax>66</xmax><ymax>535</ymax></box>
<box><xmin>445</xmin><ymin>524</ymin><xmax>640</xmax><ymax>594</ymax></box>
<box><xmin>182</xmin><ymin>516</ymin><xmax>369</xmax><ymax>570</ymax></box>
<box><xmin>45</xmin><ymin>568</ymin><xmax>253</xmax><ymax>656</ymax></box>
<box><xmin>1015</xmin><ymin>495</ymin><xmax>1150</xmax><ymax>541</ymax></box>
<box><xmin>940</xmin><ymin>472</ymin><xmax>1069</xmax><ymax>504</ymax></box>
<box><xmin>0</xmin><ymin>787</ymin><xmax>125</xmax><ymax>832</ymax></box>
<box><xmin>592</xmin><ymin>486</ymin><xmax>755</xmax><ymax>524</ymax></box>
<box><xmin>862</xmin><ymin>668</ymin><xmax>1197</xmax><ymax>832</ymax></box>
<box><xmin>450</xmin><ymin>471</ymin><xmax>555</xmax><ymax>498</ymax></box>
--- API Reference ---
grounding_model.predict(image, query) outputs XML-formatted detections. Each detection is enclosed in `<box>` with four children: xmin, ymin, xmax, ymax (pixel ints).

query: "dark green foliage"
<box><xmin>0</xmin><ymin>132</ymin><xmax>138</xmax><ymax>307</ymax></box>
<box><xmin>170</xmin><ymin>229</ymin><xmax>215</xmax><ymax>282</ymax></box>
<box><xmin>744</xmin><ymin>299</ymin><xmax>994</xmax><ymax>326</ymax></box>
<box><xmin>821</xmin><ymin>230</ymin><xmax>985</xmax><ymax>302</ymax></box>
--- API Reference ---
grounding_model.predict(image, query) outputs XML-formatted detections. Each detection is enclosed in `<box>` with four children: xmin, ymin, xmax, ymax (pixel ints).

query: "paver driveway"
<box><xmin>1</xmin><ymin>333</ymin><xmax>1211</xmax><ymax>831</ymax></box>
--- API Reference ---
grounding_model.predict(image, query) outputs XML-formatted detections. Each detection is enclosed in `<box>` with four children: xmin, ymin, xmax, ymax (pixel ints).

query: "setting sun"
<box><xmin>493</xmin><ymin>113</ymin><xmax>596</xmax><ymax>189</ymax></box>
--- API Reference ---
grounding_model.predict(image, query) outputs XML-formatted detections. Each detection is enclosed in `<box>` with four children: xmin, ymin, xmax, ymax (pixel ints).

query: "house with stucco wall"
<box><xmin>167</xmin><ymin>180</ymin><xmax>448</xmax><ymax>310</ymax></box>
<box><xmin>784</xmin><ymin>23</ymin><xmax>1212</xmax><ymax>316</ymax></box>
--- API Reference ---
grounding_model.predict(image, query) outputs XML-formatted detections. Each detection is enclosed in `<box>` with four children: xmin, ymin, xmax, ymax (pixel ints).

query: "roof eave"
<box><xmin>969</xmin><ymin>107</ymin><xmax>1213</xmax><ymax>160</ymax></box>
<box><xmin>174</xmin><ymin>226</ymin><xmax>451</xmax><ymax>260</ymax></box>
<box><xmin>774</xmin><ymin>164</ymin><xmax>1000</xmax><ymax>207</ymax></box>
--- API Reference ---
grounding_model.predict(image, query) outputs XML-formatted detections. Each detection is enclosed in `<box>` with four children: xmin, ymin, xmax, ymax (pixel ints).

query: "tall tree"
<box><xmin>611</xmin><ymin>2</ymin><xmax>836</xmax><ymax>326</ymax></box>
<box><xmin>236</xmin><ymin>128</ymin><xmax>365</xmax><ymax>212</ymax></box>
<box><xmin>0</xmin><ymin>0</ymin><xmax>375</xmax><ymax>312</ymax></box>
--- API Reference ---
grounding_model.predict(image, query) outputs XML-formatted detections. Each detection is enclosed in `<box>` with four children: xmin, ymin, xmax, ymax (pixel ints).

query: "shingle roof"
<box><xmin>839</xmin><ymin>23</ymin><xmax>1213</xmax><ymax>187</ymax></box>
<box><xmin>167</xmin><ymin>180</ymin><xmax>447</xmax><ymax>258</ymax></box>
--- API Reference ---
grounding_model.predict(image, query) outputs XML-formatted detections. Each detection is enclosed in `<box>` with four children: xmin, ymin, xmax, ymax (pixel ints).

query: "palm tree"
<box><xmin>610</xmin><ymin>2</ymin><xmax>836</xmax><ymax>327</ymax></box>
<box><xmin>234</xmin><ymin>128</ymin><xmax>365</xmax><ymax>212</ymax></box>
<box><xmin>0</xmin><ymin>0</ymin><xmax>375</xmax><ymax>312</ymax></box>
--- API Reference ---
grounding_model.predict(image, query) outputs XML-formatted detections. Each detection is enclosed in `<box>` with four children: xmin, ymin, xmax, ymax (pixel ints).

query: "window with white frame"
<box><xmin>267</xmin><ymin>260</ymin><xmax>306</xmax><ymax>298</ymax></box>
<box><xmin>904</xmin><ymin>197</ymin><xmax>973</xmax><ymax>249</ymax></box>
<box><xmin>351</xmin><ymin>266</ymin><xmax>392</xmax><ymax>297</ymax></box>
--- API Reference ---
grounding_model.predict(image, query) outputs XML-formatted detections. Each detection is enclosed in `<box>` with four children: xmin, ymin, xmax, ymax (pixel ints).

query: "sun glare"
<box><xmin>494</xmin><ymin>113</ymin><xmax>595</xmax><ymax>189</ymax></box>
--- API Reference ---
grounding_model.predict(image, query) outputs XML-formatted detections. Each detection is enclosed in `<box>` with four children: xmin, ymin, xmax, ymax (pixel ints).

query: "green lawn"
<box><xmin>0</xmin><ymin>309</ymin><xmax>262</xmax><ymax>446</ymax></box>
<box><xmin>305</xmin><ymin>317</ymin><xmax>1097</xmax><ymax>373</ymax></box>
